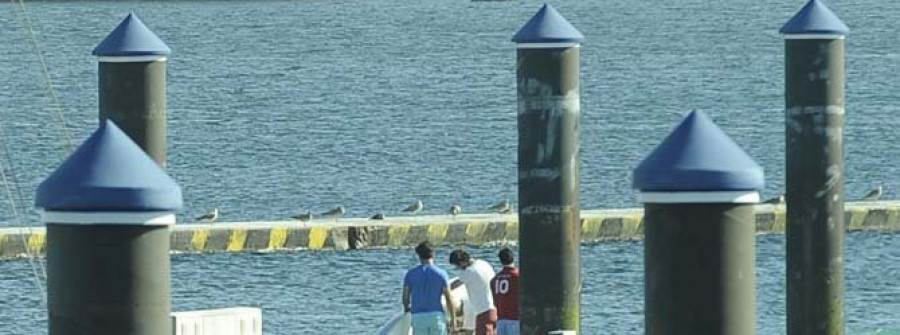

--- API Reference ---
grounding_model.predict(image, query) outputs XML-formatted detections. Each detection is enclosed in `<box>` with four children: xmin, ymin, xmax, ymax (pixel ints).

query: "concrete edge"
<box><xmin>2</xmin><ymin>201</ymin><xmax>898</xmax><ymax>260</ymax></box>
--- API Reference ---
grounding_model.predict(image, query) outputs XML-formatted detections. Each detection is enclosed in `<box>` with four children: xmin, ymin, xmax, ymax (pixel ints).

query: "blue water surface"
<box><xmin>1</xmin><ymin>0</ymin><xmax>899</xmax><ymax>224</ymax></box>
<box><xmin>1</xmin><ymin>233</ymin><xmax>898</xmax><ymax>334</ymax></box>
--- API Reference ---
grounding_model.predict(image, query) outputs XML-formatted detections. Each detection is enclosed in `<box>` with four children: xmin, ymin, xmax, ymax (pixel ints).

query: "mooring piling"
<box><xmin>634</xmin><ymin>110</ymin><xmax>764</xmax><ymax>335</ymax></box>
<box><xmin>780</xmin><ymin>1</ymin><xmax>850</xmax><ymax>334</ymax></box>
<box><xmin>94</xmin><ymin>12</ymin><xmax>171</xmax><ymax>168</ymax></box>
<box><xmin>512</xmin><ymin>4</ymin><xmax>584</xmax><ymax>334</ymax></box>
<box><xmin>36</xmin><ymin>120</ymin><xmax>182</xmax><ymax>335</ymax></box>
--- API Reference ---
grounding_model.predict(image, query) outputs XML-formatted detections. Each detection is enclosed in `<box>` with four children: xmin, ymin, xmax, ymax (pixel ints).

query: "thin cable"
<box><xmin>0</xmin><ymin>153</ymin><xmax>48</xmax><ymax>306</ymax></box>
<box><xmin>0</xmin><ymin>124</ymin><xmax>49</xmax><ymax>282</ymax></box>
<box><xmin>11</xmin><ymin>0</ymin><xmax>75</xmax><ymax>154</ymax></box>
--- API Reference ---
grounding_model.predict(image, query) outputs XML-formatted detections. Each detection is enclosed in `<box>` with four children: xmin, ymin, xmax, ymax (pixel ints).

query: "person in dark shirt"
<box><xmin>490</xmin><ymin>248</ymin><xmax>519</xmax><ymax>335</ymax></box>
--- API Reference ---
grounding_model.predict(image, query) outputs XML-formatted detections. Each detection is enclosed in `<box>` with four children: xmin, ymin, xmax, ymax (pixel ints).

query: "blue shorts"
<box><xmin>411</xmin><ymin>311</ymin><xmax>447</xmax><ymax>335</ymax></box>
<box><xmin>497</xmin><ymin>319</ymin><xmax>519</xmax><ymax>335</ymax></box>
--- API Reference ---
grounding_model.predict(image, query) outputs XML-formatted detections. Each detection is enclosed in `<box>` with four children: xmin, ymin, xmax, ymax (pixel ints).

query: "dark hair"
<box><xmin>448</xmin><ymin>249</ymin><xmax>470</xmax><ymax>266</ymax></box>
<box><xmin>498</xmin><ymin>248</ymin><xmax>515</xmax><ymax>265</ymax></box>
<box><xmin>415</xmin><ymin>241</ymin><xmax>434</xmax><ymax>260</ymax></box>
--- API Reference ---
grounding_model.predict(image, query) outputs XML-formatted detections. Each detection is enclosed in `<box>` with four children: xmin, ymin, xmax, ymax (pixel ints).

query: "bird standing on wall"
<box><xmin>489</xmin><ymin>199</ymin><xmax>510</xmax><ymax>214</ymax></box>
<box><xmin>862</xmin><ymin>185</ymin><xmax>883</xmax><ymax>201</ymax></box>
<box><xmin>321</xmin><ymin>206</ymin><xmax>345</xmax><ymax>218</ymax></box>
<box><xmin>291</xmin><ymin>211</ymin><xmax>313</xmax><ymax>222</ymax></box>
<box><xmin>450</xmin><ymin>205</ymin><xmax>462</xmax><ymax>216</ymax></box>
<box><xmin>402</xmin><ymin>200</ymin><xmax>424</xmax><ymax>214</ymax></box>
<box><xmin>763</xmin><ymin>194</ymin><xmax>785</xmax><ymax>204</ymax></box>
<box><xmin>195</xmin><ymin>207</ymin><xmax>219</xmax><ymax>223</ymax></box>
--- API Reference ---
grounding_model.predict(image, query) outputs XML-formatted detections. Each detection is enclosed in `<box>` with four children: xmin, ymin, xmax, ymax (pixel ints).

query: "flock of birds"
<box><xmin>761</xmin><ymin>184</ymin><xmax>884</xmax><ymax>204</ymax></box>
<box><xmin>193</xmin><ymin>199</ymin><xmax>514</xmax><ymax>223</ymax></box>
<box><xmin>194</xmin><ymin>186</ymin><xmax>887</xmax><ymax>223</ymax></box>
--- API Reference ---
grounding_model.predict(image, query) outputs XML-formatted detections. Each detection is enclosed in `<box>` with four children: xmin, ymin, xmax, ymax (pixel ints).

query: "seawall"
<box><xmin>2</xmin><ymin>201</ymin><xmax>899</xmax><ymax>260</ymax></box>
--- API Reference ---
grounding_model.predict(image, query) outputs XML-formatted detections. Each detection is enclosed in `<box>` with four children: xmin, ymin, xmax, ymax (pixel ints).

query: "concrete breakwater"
<box><xmin>1</xmin><ymin>201</ymin><xmax>899</xmax><ymax>260</ymax></box>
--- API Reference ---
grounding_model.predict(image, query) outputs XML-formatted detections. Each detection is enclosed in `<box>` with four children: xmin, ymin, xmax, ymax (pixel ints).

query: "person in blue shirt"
<box><xmin>403</xmin><ymin>241</ymin><xmax>457</xmax><ymax>334</ymax></box>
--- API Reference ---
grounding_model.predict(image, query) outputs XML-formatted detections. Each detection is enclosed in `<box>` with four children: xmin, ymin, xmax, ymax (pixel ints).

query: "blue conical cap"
<box><xmin>780</xmin><ymin>0</ymin><xmax>849</xmax><ymax>35</ymax></box>
<box><xmin>36</xmin><ymin>120</ymin><xmax>182</xmax><ymax>211</ymax></box>
<box><xmin>633</xmin><ymin>111</ymin><xmax>764</xmax><ymax>191</ymax></box>
<box><xmin>92</xmin><ymin>12</ymin><xmax>171</xmax><ymax>56</ymax></box>
<box><xmin>512</xmin><ymin>4</ymin><xmax>584</xmax><ymax>43</ymax></box>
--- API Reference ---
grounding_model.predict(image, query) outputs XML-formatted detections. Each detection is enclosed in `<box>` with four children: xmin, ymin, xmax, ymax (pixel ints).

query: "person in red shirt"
<box><xmin>490</xmin><ymin>248</ymin><xmax>519</xmax><ymax>335</ymax></box>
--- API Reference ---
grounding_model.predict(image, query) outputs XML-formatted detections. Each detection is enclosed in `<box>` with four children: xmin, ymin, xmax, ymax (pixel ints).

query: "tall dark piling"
<box><xmin>36</xmin><ymin>120</ymin><xmax>182</xmax><ymax>335</ymax></box>
<box><xmin>780</xmin><ymin>1</ymin><xmax>849</xmax><ymax>334</ymax></box>
<box><xmin>512</xmin><ymin>4</ymin><xmax>584</xmax><ymax>334</ymax></box>
<box><xmin>94</xmin><ymin>13</ymin><xmax>171</xmax><ymax>168</ymax></box>
<box><xmin>634</xmin><ymin>111</ymin><xmax>764</xmax><ymax>335</ymax></box>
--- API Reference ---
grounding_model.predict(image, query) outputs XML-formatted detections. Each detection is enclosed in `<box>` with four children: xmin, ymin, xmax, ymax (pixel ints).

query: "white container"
<box><xmin>171</xmin><ymin>307</ymin><xmax>262</xmax><ymax>335</ymax></box>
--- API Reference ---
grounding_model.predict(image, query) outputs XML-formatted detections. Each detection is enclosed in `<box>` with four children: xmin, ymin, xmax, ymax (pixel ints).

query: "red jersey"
<box><xmin>490</xmin><ymin>266</ymin><xmax>519</xmax><ymax>320</ymax></box>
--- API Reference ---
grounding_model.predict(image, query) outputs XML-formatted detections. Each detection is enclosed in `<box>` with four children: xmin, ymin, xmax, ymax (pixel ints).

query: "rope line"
<box><xmin>0</xmin><ymin>149</ymin><xmax>48</xmax><ymax>306</ymax></box>
<box><xmin>11</xmin><ymin>0</ymin><xmax>75</xmax><ymax>154</ymax></box>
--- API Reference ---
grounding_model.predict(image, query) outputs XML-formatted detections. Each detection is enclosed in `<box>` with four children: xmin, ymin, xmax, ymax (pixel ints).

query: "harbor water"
<box><xmin>1</xmin><ymin>0</ymin><xmax>900</xmax><ymax>224</ymax></box>
<box><xmin>1</xmin><ymin>233</ymin><xmax>899</xmax><ymax>334</ymax></box>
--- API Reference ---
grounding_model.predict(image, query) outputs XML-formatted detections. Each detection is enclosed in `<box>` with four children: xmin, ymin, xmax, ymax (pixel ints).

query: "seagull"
<box><xmin>195</xmin><ymin>207</ymin><xmax>219</xmax><ymax>223</ymax></box>
<box><xmin>371</xmin><ymin>213</ymin><xmax>386</xmax><ymax>220</ymax></box>
<box><xmin>488</xmin><ymin>199</ymin><xmax>510</xmax><ymax>213</ymax></box>
<box><xmin>450</xmin><ymin>205</ymin><xmax>462</xmax><ymax>216</ymax></box>
<box><xmin>498</xmin><ymin>206</ymin><xmax>514</xmax><ymax>214</ymax></box>
<box><xmin>291</xmin><ymin>211</ymin><xmax>313</xmax><ymax>222</ymax></box>
<box><xmin>863</xmin><ymin>185</ymin><xmax>883</xmax><ymax>201</ymax></box>
<box><xmin>320</xmin><ymin>206</ymin><xmax>345</xmax><ymax>218</ymax></box>
<box><xmin>402</xmin><ymin>200</ymin><xmax>424</xmax><ymax>214</ymax></box>
<box><xmin>762</xmin><ymin>194</ymin><xmax>785</xmax><ymax>204</ymax></box>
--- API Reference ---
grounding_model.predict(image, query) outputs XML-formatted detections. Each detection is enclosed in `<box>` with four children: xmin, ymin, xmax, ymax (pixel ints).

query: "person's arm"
<box><xmin>443</xmin><ymin>286</ymin><xmax>457</xmax><ymax>331</ymax></box>
<box><xmin>402</xmin><ymin>285</ymin><xmax>411</xmax><ymax>313</ymax></box>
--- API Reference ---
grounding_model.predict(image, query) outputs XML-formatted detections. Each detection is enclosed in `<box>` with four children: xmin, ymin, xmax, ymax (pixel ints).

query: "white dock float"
<box><xmin>172</xmin><ymin>307</ymin><xmax>262</xmax><ymax>335</ymax></box>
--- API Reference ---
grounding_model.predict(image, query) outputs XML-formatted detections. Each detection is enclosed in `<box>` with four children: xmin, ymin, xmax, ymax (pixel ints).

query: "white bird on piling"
<box><xmin>321</xmin><ymin>206</ymin><xmax>345</xmax><ymax>218</ymax></box>
<box><xmin>195</xmin><ymin>207</ymin><xmax>219</xmax><ymax>223</ymax></box>
<box><xmin>863</xmin><ymin>185</ymin><xmax>883</xmax><ymax>201</ymax></box>
<box><xmin>489</xmin><ymin>199</ymin><xmax>510</xmax><ymax>214</ymax></box>
<box><xmin>763</xmin><ymin>194</ymin><xmax>785</xmax><ymax>204</ymax></box>
<box><xmin>291</xmin><ymin>211</ymin><xmax>313</xmax><ymax>222</ymax></box>
<box><xmin>402</xmin><ymin>200</ymin><xmax>424</xmax><ymax>214</ymax></box>
<box><xmin>450</xmin><ymin>205</ymin><xmax>462</xmax><ymax>216</ymax></box>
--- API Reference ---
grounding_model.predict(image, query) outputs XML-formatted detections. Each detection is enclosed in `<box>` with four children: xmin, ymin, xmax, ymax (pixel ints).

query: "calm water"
<box><xmin>1</xmin><ymin>0</ymin><xmax>900</xmax><ymax>333</ymax></box>
<box><xmin>1</xmin><ymin>233</ymin><xmax>899</xmax><ymax>334</ymax></box>
<box><xmin>1</xmin><ymin>0</ymin><xmax>899</xmax><ymax>224</ymax></box>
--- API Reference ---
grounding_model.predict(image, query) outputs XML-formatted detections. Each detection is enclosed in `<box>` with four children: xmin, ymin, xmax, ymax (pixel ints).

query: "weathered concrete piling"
<box><xmin>94</xmin><ymin>12</ymin><xmax>171</xmax><ymax>168</ymax></box>
<box><xmin>512</xmin><ymin>4</ymin><xmax>584</xmax><ymax>334</ymax></box>
<box><xmin>36</xmin><ymin>121</ymin><xmax>183</xmax><ymax>335</ymax></box>
<box><xmin>634</xmin><ymin>111</ymin><xmax>763</xmax><ymax>335</ymax></box>
<box><xmin>780</xmin><ymin>1</ymin><xmax>850</xmax><ymax>334</ymax></box>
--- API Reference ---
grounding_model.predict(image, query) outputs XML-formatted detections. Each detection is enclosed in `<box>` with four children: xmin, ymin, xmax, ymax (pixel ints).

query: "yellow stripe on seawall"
<box><xmin>227</xmin><ymin>229</ymin><xmax>248</xmax><ymax>252</ymax></box>
<box><xmin>427</xmin><ymin>224</ymin><xmax>449</xmax><ymax>243</ymax></box>
<box><xmin>465</xmin><ymin>222</ymin><xmax>487</xmax><ymax>244</ymax></box>
<box><xmin>308</xmin><ymin>227</ymin><xmax>329</xmax><ymax>250</ymax></box>
<box><xmin>581</xmin><ymin>218</ymin><xmax>602</xmax><ymax>240</ymax></box>
<box><xmin>191</xmin><ymin>229</ymin><xmax>210</xmax><ymax>251</ymax></box>
<box><xmin>772</xmin><ymin>210</ymin><xmax>787</xmax><ymax>234</ymax></box>
<box><xmin>27</xmin><ymin>233</ymin><xmax>45</xmax><ymax>254</ymax></box>
<box><xmin>388</xmin><ymin>225</ymin><xmax>410</xmax><ymax>247</ymax></box>
<box><xmin>269</xmin><ymin>227</ymin><xmax>288</xmax><ymax>249</ymax></box>
<box><xmin>621</xmin><ymin>215</ymin><xmax>642</xmax><ymax>238</ymax></box>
